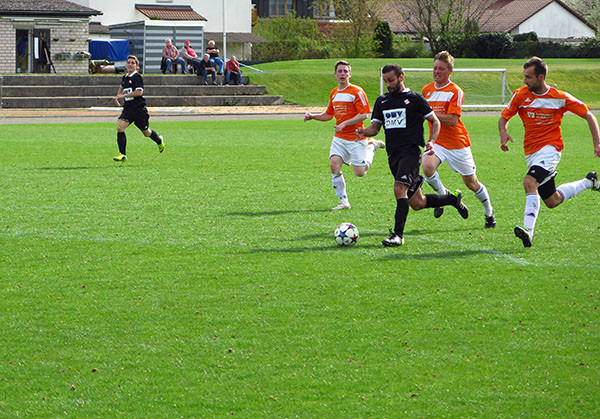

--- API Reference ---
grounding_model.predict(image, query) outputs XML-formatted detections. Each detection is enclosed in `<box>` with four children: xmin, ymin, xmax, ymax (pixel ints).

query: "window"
<box><xmin>269</xmin><ymin>0</ymin><xmax>294</xmax><ymax>16</ymax></box>
<box><xmin>312</xmin><ymin>0</ymin><xmax>335</xmax><ymax>18</ymax></box>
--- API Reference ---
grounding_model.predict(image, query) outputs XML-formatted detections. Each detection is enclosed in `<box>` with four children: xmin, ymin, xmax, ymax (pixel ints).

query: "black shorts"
<box><xmin>119</xmin><ymin>106</ymin><xmax>150</xmax><ymax>131</ymax></box>
<box><xmin>388</xmin><ymin>145</ymin><xmax>422</xmax><ymax>187</ymax></box>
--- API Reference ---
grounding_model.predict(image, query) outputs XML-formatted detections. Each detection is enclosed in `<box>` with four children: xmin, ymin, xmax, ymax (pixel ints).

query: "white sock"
<box><xmin>332</xmin><ymin>172</ymin><xmax>348</xmax><ymax>203</ymax></box>
<box><xmin>556</xmin><ymin>177</ymin><xmax>592</xmax><ymax>202</ymax></box>
<box><xmin>474</xmin><ymin>184</ymin><xmax>494</xmax><ymax>217</ymax></box>
<box><xmin>364</xmin><ymin>143</ymin><xmax>375</xmax><ymax>169</ymax></box>
<box><xmin>523</xmin><ymin>193</ymin><xmax>540</xmax><ymax>236</ymax></box>
<box><xmin>424</xmin><ymin>171</ymin><xmax>446</xmax><ymax>194</ymax></box>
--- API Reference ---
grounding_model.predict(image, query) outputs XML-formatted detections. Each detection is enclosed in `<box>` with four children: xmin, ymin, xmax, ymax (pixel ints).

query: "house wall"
<box><xmin>515</xmin><ymin>2</ymin><xmax>595</xmax><ymax>39</ymax></box>
<box><xmin>71</xmin><ymin>0</ymin><xmax>252</xmax><ymax>33</ymax></box>
<box><xmin>0</xmin><ymin>19</ymin><xmax>90</xmax><ymax>74</ymax></box>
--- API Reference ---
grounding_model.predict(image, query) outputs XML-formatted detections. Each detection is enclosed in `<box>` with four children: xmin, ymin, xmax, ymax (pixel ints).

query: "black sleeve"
<box><xmin>371</xmin><ymin>96</ymin><xmax>384</xmax><ymax>123</ymax></box>
<box><xmin>416</xmin><ymin>93</ymin><xmax>433</xmax><ymax>116</ymax></box>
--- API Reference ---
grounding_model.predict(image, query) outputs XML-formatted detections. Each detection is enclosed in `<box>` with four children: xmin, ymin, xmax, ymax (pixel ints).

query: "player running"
<box><xmin>422</xmin><ymin>51</ymin><xmax>495</xmax><ymax>228</ymax></box>
<box><xmin>498</xmin><ymin>56</ymin><xmax>600</xmax><ymax>247</ymax></box>
<box><xmin>304</xmin><ymin>60</ymin><xmax>385</xmax><ymax>210</ymax></box>
<box><xmin>113</xmin><ymin>55</ymin><xmax>165</xmax><ymax>162</ymax></box>
<box><xmin>357</xmin><ymin>64</ymin><xmax>469</xmax><ymax>247</ymax></box>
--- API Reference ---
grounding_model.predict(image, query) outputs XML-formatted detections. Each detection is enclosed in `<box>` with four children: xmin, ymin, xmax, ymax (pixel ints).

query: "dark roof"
<box><xmin>89</xmin><ymin>21</ymin><xmax>110</xmax><ymax>35</ymax></box>
<box><xmin>0</xmin><ymin>0</ymin><xmax>101</xmax><ymax>17</ymax></box>
<box><xmin>203</xmin><ymin>32</ymin><xmax>270</xmax><ymax>44</ymax></box>
<box><xmin>387</xmin><ymin>0</ymin><xmax>596</xmax><ymax>34</ymax></box>
<box><xmin>135</xmin><ymin>4</ymin><xmax>207</xmax><ymax>21</ymax></box>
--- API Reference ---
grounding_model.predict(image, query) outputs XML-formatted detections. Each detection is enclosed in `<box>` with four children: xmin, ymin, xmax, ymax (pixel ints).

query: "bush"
<box><xmin>393</xmin><ymin>35</ymin><xmax>429</xmax><ymax>58</ymax></box>
<box><xmin>513</xmin><ymin>32</ymin><xmax>538</xmax><ymax>42</ymax></box>
<box><xmin>373</xmin><ymin>21</ymin><xmax>393</xmax><ymax>57</ymax></box>
<box><xmin>473</xmin><ymin>32</ymin><xmax>513</xmax><ymax>58</ymax></box>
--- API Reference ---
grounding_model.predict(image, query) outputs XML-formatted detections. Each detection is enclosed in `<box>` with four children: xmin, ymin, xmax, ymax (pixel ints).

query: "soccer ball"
<box><xmin>334</xmin><ymin>222</ymin><xmax>359</xmax><ymax>246</ymax></box>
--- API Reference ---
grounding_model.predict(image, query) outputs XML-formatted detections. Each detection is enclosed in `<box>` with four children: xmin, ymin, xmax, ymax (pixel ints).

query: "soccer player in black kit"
<box><xmin>356</xmin><ymin>64</ymin><xmax>469</xmax><ymax>247</ymax></box>
<box><xmin>113</xmin><ymin>55</ymin><xmax>165</xmax><ymax>162</ymax></box>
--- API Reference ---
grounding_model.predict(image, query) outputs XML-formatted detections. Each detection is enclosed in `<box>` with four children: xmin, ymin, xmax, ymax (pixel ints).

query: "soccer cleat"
<box><xmin>434</xmin><ymin>207</ymin><xmax>444</xmax><ymax>218</ymax></box>
<box><xmin>514</xmin><ymin>226</ymin><xmax>532</xmax><ymax>248</ymax></box>
<box><xmin>451</xmin><ymin>190</ymin><xmax>469</xmax><ymax>219</ymax></box>
<box><xmin>113</xmin><ymin>154</ymin><xmax>127</xmax><ymax>162</ymax></box>
<box><xmin>586</xmin><ymin>171</ymin><xmax>600</xmax><ymax>191</ymax></box>
<box><xmin>158</xmin><ymin>136</ymin><xmax>165</xmax><ymax>153</ymax></box>
<box><xmin>382</xmin><ymin>230</ymin><xmax>404</xmax><ymax>247</ymax></box>
<box><xmin>485</xmin><ymin>214</ymin><xmax>497</xmax><ymax>229</ymax></box>
<box><xmin>331</xmin><ymin>202</ymin><xmax>351</xmax><ymax>211</ymax></box>
<box><xmin>369</xmin><ymin>139</ymin><xmax>386</xmax><ymax>150</ymax></box>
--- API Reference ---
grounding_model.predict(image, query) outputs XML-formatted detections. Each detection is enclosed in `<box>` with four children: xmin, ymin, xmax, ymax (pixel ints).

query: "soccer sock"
<box><xmin>474</xmin><ymin>183</ymin><xmax>494</xmax><ymax>217</ymax></box>
<box><xmin>424</xmin><ymin>171</ymin><xmax>446</xmax><ymax>194</ymax></box>
<box><xmin>364</xmin><ymin>143</ymin><xmax>375</xmax><ymax>169</ymax></box>
<box><xmin>149</xmin><ymin>130</ymin><xmax>162</xmax><ymax>144</ymax></box>
<box><xmin>394</xmin><ymin>198</ymin><xmax>409</xmax><ymax>237</ymax></box>
<box><xmin>423</xmin><ymin>193</ymin><xmax>455</xmax><ymax>208</ymax></box>
<box><xmin>117</xmin><ymin>131</ymin><xmax>127</xmax><ymax>155</ymax></box>
<box><xmin>332</xmin><ymin>172</ymin><xmax>348</xmax><ymax>203</ymax></box>
<box><xmin>556</xmin><ymin>178</ymin><xmax>591</xmax><ymax>202</ymax></box>
<box><xmin>523</xmin><ymin>193</ymin><xmax>540</xmax><ymax>236</ymax></box>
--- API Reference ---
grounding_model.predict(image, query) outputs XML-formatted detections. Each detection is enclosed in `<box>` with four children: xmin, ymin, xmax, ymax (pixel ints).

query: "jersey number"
<box><xmin>384</xmin><ymin>108</ymin><xmax>406</xmax><ymax>129</ymax></box>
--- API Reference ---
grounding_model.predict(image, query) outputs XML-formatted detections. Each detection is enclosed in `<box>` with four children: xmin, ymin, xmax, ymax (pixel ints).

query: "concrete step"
<box><xmin>1</xmin><ymin>74</ymin><xmax>249</xmax><ymax>86</ymax></box>
<box><xmin>2</xmin><ymin>84</ymin><xmax>267</xmax><ymax>97</ymax></box>
<box><xmin>1</xmin><ymin>95</ymin><xmax>285</xmax><ymax>108</ymax></box>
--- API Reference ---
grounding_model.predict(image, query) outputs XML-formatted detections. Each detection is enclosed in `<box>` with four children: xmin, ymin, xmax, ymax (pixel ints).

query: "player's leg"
<box><xmin>410</xmin><ymin>185</ymin><xmax>469</xmax><ymax>218</ymax></box>
<box><xmin>514</xmin><ymin>173</ymin><xmax>541</xmax><ymax>248</ymax></box>
<box><xmin>351</xmin><ymin>139</ymin><xmax>369</xmax><ymax>177</ymax></box>
<box><xmin>136</xmin><ymin>109</ymin><xmax>165</xmax><ymax>153</ymax></box>
<box><xmin>382</xmin><ymin>181</ymin><xmax>409</xmax><ymax>247</ymax></box>
<box><xmin>463</xmin><ymin>174</ymin><xmax>495</xmax><ymax>228</ymax></box>
<box><xmin>422</xmin><ymin>148</ymin><xmax>447</xmax><ymax>218</ymax></box>
<box><xmin>552</xmin><ymin>171</ymin><xmax>600</xmax><ymax>206</ymax></box>
<box><xmin>329</xmin><ymin>137</ymin><xmax>351</xmax><ymax>210</ymax></box>
<box><xmin>114</xmin><ymin>117</ymin><xmax>131</xmax><ymax>161</ymax></box>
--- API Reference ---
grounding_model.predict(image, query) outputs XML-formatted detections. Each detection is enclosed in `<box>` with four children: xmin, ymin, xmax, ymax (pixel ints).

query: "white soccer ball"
<box><xmin>334</xmin><ymin>222</ymin><xmax>359</xmax><ymax>247</ymax></box>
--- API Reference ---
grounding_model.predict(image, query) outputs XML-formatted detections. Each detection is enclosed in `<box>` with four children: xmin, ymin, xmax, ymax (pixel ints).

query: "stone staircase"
<box><xmin>0</xmin><ymin>74</ymin><xmax>284</xmax><ymax>109</ymax></box>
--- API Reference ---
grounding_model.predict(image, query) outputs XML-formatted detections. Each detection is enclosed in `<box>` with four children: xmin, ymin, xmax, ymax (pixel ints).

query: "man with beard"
<box><xmin>357</xmin><ymin>64</ymin><xmax>469</xmax><ymax>247</ymax></box>
<box><xmin>499</xmin><ymin>56</ymin><xmax>600</xmax><ymax>248</ymax></box>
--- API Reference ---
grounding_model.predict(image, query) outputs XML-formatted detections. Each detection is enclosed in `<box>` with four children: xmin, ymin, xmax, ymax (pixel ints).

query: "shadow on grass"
<box><xmin>33</xmin><ymin>166</ymin><xmax>114</xmax><ymax>171</ymax></box>
<box><xmin>225</xmin><ymin>208</ymin><xmax>332</xmax><ymax>217</ymax></box>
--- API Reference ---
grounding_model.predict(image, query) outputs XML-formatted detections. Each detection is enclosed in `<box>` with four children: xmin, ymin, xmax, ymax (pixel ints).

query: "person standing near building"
<box><xmin>304</xmin><ymin>60</ymin><xmax>385</xmax><ymax>210</ymax></box>
<box><xmin>357</xmin><ymin>64</ymin><xmax>469</xmax><ymax>246</ymax></box>
<box><xmin>498</xmin><ymin>56</ymin><xmax>600</xmax><ymax>247</ymax></box>
<box><xmin>422</xmin><ymin>51</ymin><xmax>495</xmax><ymax>228</ymax></box>
<box><xmin>113</xmin><ymin>55</ymin><xmax>165</xmax><ymax>162</ymax></box>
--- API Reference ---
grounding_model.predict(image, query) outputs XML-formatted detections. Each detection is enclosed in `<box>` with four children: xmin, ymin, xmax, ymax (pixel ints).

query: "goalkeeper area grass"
<box><xmin>1</xmin><ymin>117</ymin><xmax>599</xmax><ymax>416</ymax></box>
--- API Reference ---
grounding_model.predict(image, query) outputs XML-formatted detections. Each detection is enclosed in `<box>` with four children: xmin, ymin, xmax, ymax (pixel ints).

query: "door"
<box><xmin>33</xmin><ymin>29</ymin><xmax>51</xmax><ymax>73</ymax></box>
<box><xmin>15</xmin><ymin>29</ymin><xmax>29</xmax><ymax>73</ymax></box>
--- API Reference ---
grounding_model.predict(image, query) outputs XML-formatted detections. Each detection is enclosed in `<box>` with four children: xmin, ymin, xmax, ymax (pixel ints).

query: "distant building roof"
<box><xmin>89</xmin><ymin>21</ymin><xmax>110</xmax><ymax>35</ymax></box>
<box><xmin>135</xmin><ymin>4</ymin><xmax>207</xmax><ymax>21</ymax></box>
<box><xmin>0</xmin><ymin>0</ymin><xmax>101</xmax><ymax>17</ymax></box>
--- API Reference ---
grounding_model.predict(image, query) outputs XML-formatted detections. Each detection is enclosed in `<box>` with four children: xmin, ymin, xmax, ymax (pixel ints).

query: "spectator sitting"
<box><xmin>197</xmin><ymin>53</ymin><xmax>217</xmax><ymax>85</ymax></box>
<box><xmin>224</xmin><ymin>56</ymin><xmax>243</xmax><ymax>85</ymax></box>
<box><xmin>180</xmin><ymin>40</ymin><xmax>202</xmax><ymax>73</ymax></box>
<box><xmin>162</xmin><ymin>38</ymin><xmax>186</xmax><ymax>74</ymax></box>
<box><xmin>206</xmin><ymin>40</ymin><xmax>224</xmax><ymax>75</ymax></box>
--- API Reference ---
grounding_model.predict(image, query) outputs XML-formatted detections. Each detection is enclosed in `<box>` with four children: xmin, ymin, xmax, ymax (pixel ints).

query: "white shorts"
<box><xmin>432</xmin><ymin>144</ymin><xmax>476</xmax><ymax>176</ymax></box>
<box><xmin>525</xmin><ymin>145</ymin><xmax>561</xmax><ymax>173</ymax></box>
<box><xmin>329</xmin><ymin>136</ymin><xmax>368</xmax><ymax>167</ymax></box>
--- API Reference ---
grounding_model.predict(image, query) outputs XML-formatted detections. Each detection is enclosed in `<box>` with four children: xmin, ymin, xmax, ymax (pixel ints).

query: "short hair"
<box><xmin>204</xmin><ymin>53</ymin><xmax>210</xmax><ymax>58</ymax></box>
<box><xmin>381</xmin><ymin>64</ymin><xmax>404</xmax><ymax>77</ymax></box>
<box><xmin>126</xmin><ymin>55</ymin><xmax>139</xmax><ymax>65</ymax></box>
<box><xmin>334</xmin><ymin>60</ymin><xmax>350</xmax><ymax>72</ymax></box>
<box><xmin>208</xmin><ymin>40</ymin><xmax>215</xmax><ymax>45</ymax></box>
<box><xmin>434</xmin><ymin>50</ymin><xmax>454</xmax><ymax>71</ymax></box>
<box><xmin>524</xmin><ymin>56</ymin><xmax>547</xmax><ymax>77</ymax></box>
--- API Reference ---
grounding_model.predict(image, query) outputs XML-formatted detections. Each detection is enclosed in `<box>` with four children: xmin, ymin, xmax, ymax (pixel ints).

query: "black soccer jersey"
<box><xmin>121</xmin><ymin>71</ymin><xmax>146</xmax><ymax>110</ymax></box>
<box><xmin>371</xmin><ymin>88</ymin><xmax>434</xmax><ymax>152</ymax></box>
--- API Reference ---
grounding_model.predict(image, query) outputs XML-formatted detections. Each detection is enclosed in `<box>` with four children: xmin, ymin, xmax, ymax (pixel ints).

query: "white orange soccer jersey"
<box><xmin>326</xmin><ymin>83</ymin><xmax>370</xmax><ymax>141</ymax></box>
<box><xmin>422</xmin><ymin>81</ymin><xmax>471</xmax><ymax>149</ymax></box>
<box><xmin>502</xmin><ymin>85</ymin><xmax>590</xmax><ymax>155</ymax></box>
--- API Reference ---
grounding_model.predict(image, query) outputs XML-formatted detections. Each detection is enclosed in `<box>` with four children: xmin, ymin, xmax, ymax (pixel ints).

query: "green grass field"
<box><xmin>1</xmin><ymin>117</ymin><xmax>599</xmax><ymax>416</ymax></box>
<box><xmin>250</xmin><ymin>58</ymin><xmax>600</xmax><ymax>108</ymax></box>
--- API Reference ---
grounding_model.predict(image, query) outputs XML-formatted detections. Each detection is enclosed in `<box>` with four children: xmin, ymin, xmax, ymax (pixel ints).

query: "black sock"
<box><xmin>394</xmin><ymin>198</ymin><xmax>409</xmax><ymax>237</ymax></box>
<box><xmin>117</xmin><ymin>132</ymin><xmax>126</xmax><ymax>155</ymax></box>
<box><xmin>424</xmin><ymin>193</ymin><xmax>457</xmax><ymax>208</ymax></box>
<box><xmin>149</xmin><ymin>130</ymin><xmax>162</xmax><ymax>144</ymax></box>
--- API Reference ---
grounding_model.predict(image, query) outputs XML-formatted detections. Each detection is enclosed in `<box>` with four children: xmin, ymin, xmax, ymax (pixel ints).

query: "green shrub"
<box><xmin>393</xmin><ymin>35</ymin><xmax>429</xmax><ymax>58</ymax></box>
<box><xmin>513</xmin><ymin>32</ymin><xmax>538</xmax><ymax>42</ymax></box>
<box><xmin>374</xmin><ymin>21</ymin><xmax>393</xmax><ymax>57</ymax></box>
<box><xmin>473</xmin><ymin>32</ymin><xmax>513</xmax><ymax>58</ymax></box>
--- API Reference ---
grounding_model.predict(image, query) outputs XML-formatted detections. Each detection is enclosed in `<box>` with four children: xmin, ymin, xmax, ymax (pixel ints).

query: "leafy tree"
<box><xmin>374</xmin><ymin>21</ymin><xmax>394</xmax><ymax>57</ymax></box>
<box><xmin>330</xmin><ymin>0</ymin><xmax>380</xmax><ymax>57</ymax></box>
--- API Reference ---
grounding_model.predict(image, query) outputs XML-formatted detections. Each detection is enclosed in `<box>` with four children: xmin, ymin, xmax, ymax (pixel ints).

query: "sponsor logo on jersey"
<box><xmin>383</xmin><ymin>108</ymin><xmax>407</xmax><ymax>129</ymax></box>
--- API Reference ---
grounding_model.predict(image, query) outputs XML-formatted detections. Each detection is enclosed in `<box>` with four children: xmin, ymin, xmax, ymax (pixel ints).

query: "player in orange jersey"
<box><xmin>499</xmin><ymin>56</ymin><xmax>600</xmax><ymax>248</ymax></box>
<box><xmin>304</xmin><ymin>60</ymin><xmax>385</xmax><ymax>210</ymax></box>
<box><xmin>422</xmin><ymin>51</ymin><xmax>495</xmax><ymax>228</ymax></box>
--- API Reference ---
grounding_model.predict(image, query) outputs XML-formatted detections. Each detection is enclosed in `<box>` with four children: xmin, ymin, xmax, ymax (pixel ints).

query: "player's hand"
<box><xmin>500</xmin><ymin>133</ymin><xmax>513</xmax><ymax>151</ymax></box>
<box><xmin>355</xmin><ymin>127</ymin><xmax>364</xmax><ymax>139</ymax></box>
<box><xmin>114</xmin><ymin>96</ymin><xmax>121</xmax><ymax>106</ymax></box>
<box><xmin>594</xmin><ymin>143</ymin><xmax>600</xmax><ymax>157</ymax></box>
<box><xmin>303</xmin><ymin>112</ymin><xmax>312</xmax><ymax>122</ymax></box>
<box><xmin>424</xmin><ymin>141</ymin><xmax>435</xmax><ymax>155</ymax></box>
<box><xmin>335</xmin><ymin>123</ymin><xmax>345</xmax><ymax>133</ymax></box>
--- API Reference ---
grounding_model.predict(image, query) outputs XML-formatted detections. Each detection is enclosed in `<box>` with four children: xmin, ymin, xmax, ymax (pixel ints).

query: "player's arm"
<box><xmin>498</xmin><ymin>116</ymin><xmax>514</xmax><ymax>152</ymax></box>
<box><xmin>424</xmin><ymin>112</ymin><xmax>440</xmax><ymax>154</ymax></box>
<box><xmin>304</xmin><ymin>111</ymin><xmax>334</xmax><ymax>122</ymax></box>
<box><xmin>114</xmin><ymin>86</ymin><xmax>124</xmax><ymax>106</ymax></box>
<box><xmin>434</xmin><ymin>112</ymin><xmax>459</xmax><ymax>126</ymax></box>
<box><xmin>583</xmin><ymin>111</ymin><xmax>600</xmax><ymax>157</ymax></box>
<box><xmin>335</xmin><ymin>113</ymin><xmax>369</xmax><ymax>133</ymax></box>
<box><xmin>356</xmin><ymin>121</ymin><xmax>381</xmax><ymax>138</ymax></box>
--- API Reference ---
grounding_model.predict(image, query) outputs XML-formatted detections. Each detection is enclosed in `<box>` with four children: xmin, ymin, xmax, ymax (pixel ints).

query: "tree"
<box><xmin>392</xmin><ymin>0</ymin><xmax>495</xmax><ymax>55</ymax></box>
<box><xmin>562</xmin><ymin>0</ymin><xmax>600</xmax><ymax>33</ymax></box>
<box><xmin>374</xmin><ymin>21</ymin><xmax>394</xmax><ymax>57</ymax></box>
<box><xmin>330</xmin><ymin>0</ymin><xmax>380</xmax><ymax>57</ymax></box>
